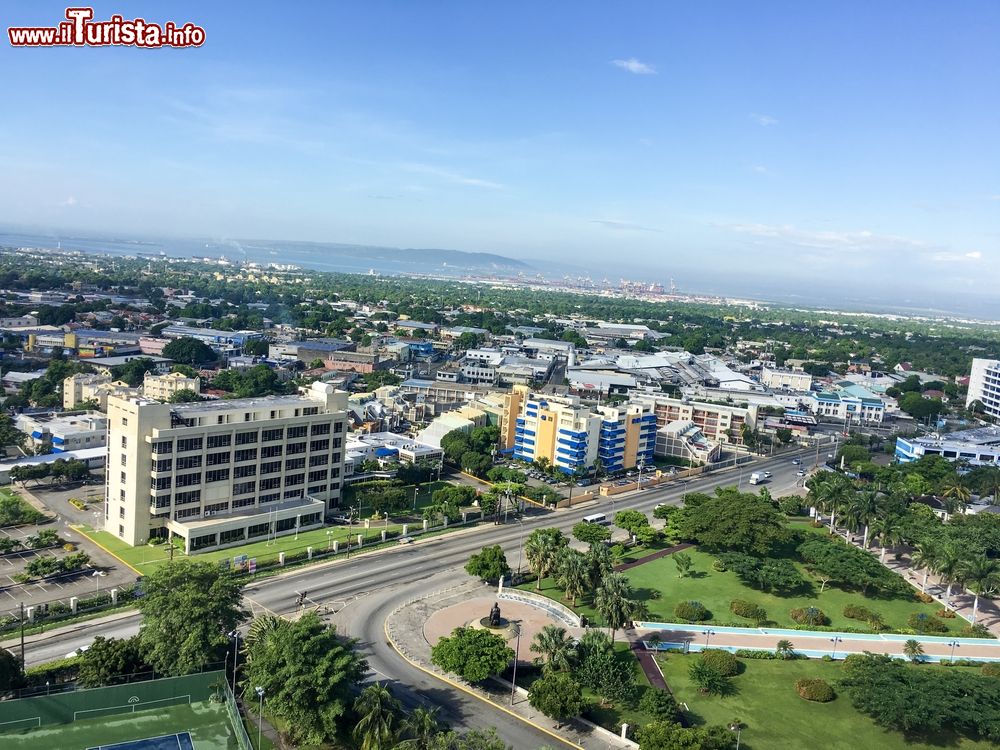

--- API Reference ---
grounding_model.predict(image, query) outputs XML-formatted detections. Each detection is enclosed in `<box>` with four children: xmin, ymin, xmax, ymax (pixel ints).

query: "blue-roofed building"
<box><xmin>896</xmin><ymin>426</ymin><xmax>1000</xmax><ymax>466</ymax></box>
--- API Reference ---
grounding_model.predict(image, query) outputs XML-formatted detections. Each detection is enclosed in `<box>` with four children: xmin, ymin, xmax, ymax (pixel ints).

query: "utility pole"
<box><xmin>19</xmin><ymin>602</ymin><xmax>26</xmax><ymax>670</ymax></box>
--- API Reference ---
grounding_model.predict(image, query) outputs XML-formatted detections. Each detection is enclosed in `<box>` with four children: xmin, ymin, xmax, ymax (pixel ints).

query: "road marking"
<box><xmin>243</xmin><ymin>595</ymin><xmax>280</xmax><ymax>618</ymax></box>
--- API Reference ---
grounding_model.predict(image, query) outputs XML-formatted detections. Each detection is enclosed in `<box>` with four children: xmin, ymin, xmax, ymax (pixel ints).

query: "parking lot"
<box><xmin>0</xmin><ymin>512</ymin><xmax>134</xmax><ymax>621</ymax></box>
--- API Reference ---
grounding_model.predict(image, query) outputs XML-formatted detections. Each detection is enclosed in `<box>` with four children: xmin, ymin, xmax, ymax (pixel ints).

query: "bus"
<box><xmin>582</xmin><ymin>513</ymin><xmax>607</xmax><ymax>524</ymax></box>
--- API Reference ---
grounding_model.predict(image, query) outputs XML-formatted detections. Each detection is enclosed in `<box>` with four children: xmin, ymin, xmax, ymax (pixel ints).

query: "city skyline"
<box><xmin>2</xmin><ymin>1</ymin><xmax>998</xmax><ymax>302</ymax></box>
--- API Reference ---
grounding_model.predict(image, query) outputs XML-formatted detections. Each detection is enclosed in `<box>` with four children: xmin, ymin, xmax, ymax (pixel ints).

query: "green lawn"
<box><xmin>624</xmin><ymin>547</ymin><xmax>966</xmax><ymax>634</ymax></box>
<box><xmin>2</xmin><ymin>701</ymin><xmax>238</xmax><ymax>750</ymax></box>
<box><xmin>657</xmin><ymin>652</ymin><xmax>995</xmax><ymax>750</ymax></box>
<box><xmin>526</xmin><ymin>545</ymin><xmax>967</xmax><ymax>635</ymax></box>
<box><xmin>74</xmin><ymin>480</ymin><xmax>470</xmax><ymax>573</ymax></box>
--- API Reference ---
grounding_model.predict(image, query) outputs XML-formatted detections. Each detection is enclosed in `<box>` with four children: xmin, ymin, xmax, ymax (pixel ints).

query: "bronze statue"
<box><xmin>489</xmin><ymin>601</ymin><xmax>502</xmax><ymax>627</ymax></box>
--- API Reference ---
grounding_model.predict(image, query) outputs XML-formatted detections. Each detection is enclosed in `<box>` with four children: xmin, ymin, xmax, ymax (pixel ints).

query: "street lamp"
<box><xmin>255</xmin><ymin>686</ymin><xmax>265</xmax><ymax>750</ymax></box>
<box><xmin>947</xmin><ymin>640</ymin><xmax>960</xmax><ymax>663</ymax></box>
<box><xmin>729</xmin><ymin>721</ymin><xmax>743</xmax><ymax>750</ymax></box>
<box><xmin>830</xmin><ymin>636</ymin><xmax>843</xmax><ymax>659</ymax></box>
<box><xmin>228</xmin><ymin>630</ymin><xmax>240</xmax><ymax>694</ymax></box>
<box><xmin>515</xmin><ymin>517</ymin><xmax>525</xmax><ymax>576</ymax></box>
<box><xmin>509</xmin><ymin>622</ymin><xmax>522</xmax><ymax>706</ymax></box>
<box><xmin>703</xmin><ymin>629</ymin><xmax>715</xmax><ymax>648</ymax></box>
<box><xmin>636</xmin><ymin>457</ymin><xmax>645</xmax><ymax>491</ymax></box>
<box><xmin>92</xmin><ymin>569</ymin><xmax>106</xmax><ymax>594</ymax></box>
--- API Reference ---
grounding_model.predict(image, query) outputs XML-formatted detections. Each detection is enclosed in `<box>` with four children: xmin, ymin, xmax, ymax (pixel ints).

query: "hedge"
<box><xmin>674</xmin><ymin>601</ymin><xmax>710</xmax><ymax>622</ymax></box>
<box><xmin>699</xmin><ymin>649</ymin><xmax>741</xmax><ymax>677</ymax></box>
<box><xmin>795</xmin><ymin>678</ymin><xmax>835</xmax><ymax>702</ymax></box>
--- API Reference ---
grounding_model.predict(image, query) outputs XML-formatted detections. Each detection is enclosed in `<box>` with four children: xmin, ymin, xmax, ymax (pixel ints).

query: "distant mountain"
<box><xmin>237</xmin><ymin>239</ymin><xmax>532</xmax><ymax>273</ymax></box>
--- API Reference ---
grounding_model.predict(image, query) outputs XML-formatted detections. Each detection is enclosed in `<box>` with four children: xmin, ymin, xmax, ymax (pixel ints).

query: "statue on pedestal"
<box><xmin>489</xmin><ymin>601</ymin><xmax>502</xmax><ymax>628</ymax></box>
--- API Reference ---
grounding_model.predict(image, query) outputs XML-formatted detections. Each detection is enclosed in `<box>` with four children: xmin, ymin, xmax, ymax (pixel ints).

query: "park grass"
<box><xmin>1</xmin><ymin>700</ymin><xmax>237</xmax><ymax>750</ymax></box>
<box><xmin>657</xmin><ymin>652</ymin><xmax>995</xmax><ymax>750</ymax></box>
<box><xmin>524</xmin><ymin>545</ymin><xmax>968</xmax><ymax>635</ymax></box>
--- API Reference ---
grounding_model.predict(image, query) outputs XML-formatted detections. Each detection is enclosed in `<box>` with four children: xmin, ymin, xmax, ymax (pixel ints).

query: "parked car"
<box><xmin>791</xmin><ymin>459</ymin><xmax>801</xmax><ymax>465</ymax></box>
<box><xmin>65</xmin><ymin>644</ymin><xmax>91</xmax><ymax>659</ymax></box>
<box><xmin>397</xmin><ymin>536</ymin><xmax>414</xmax><ymax>545</ymax></box>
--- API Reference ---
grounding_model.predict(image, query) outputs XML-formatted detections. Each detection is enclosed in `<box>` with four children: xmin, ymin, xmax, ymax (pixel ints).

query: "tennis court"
<box><xmin>88</xmin><ymin>730</ymin><xmax>195</xmax><ymax>750</ymax></box>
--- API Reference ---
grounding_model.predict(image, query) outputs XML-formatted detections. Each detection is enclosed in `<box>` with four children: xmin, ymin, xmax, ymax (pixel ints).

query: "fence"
<box><xmin>497</xmin><ymin>579</ymin><xmax>582</xmax><ymax>628</ymax></box>
<box><xmin>223</xmin><ymin>678</ymin><xmax>253</xmax><ymax>750</ymax></box>
<box><xmin>0</xmin><ymin>670</ymin><xmax>226</xmax><ymax>733</ymax></box>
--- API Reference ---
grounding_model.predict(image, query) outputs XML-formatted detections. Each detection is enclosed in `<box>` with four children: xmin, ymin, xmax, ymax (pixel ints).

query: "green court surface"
<box><xmin>2</xmin><ymin>701</ymin><xmax>238</xmax><ymax>750</ymax></box>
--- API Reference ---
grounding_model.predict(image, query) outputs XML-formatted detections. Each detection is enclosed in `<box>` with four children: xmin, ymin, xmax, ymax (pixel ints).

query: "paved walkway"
<box><xmin>386</xmin><ymin>579</ymin><xmax>636</xmax><ymax>749</ymax></box>
<box><xmin>614</xmin><ymin>543</ymin><xmax>692</xmax><ymax>573</ymax></box>
<box><xmin>633</xmin><ymin>622</ymin><xmax>1000</xmax><ymax>663</ymax></box>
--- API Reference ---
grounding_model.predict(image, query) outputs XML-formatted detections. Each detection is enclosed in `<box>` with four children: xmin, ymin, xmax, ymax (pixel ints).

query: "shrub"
<box><xmin>699</xmin><ymin>649</ymin><xmax>741</xmax><ymax>677</ymax></box>
<box><xmin>649</xmin><ymin>590</ymin><xmax>662</xmax><ymax>600</ymax></box>
<box><xmin>843</xmin><ymin>603</ymin><xmax>885</xmax><ymax>630</ymax></box>
<box><xmin>711</xmin><ymin>559</ymin><xmax>727</xmax><ymax>572</ymax></box>
<box><xmin>809</xmin><ymin>520</ymin><xmax>824</xmax><ymax>528</ymax></box>
<box><xmin>790</xmin><ymin>607</ymin><xmax>829</xmax><ymax>626</ymax></box>
<box><xmin>795</xmin><ymin>678</ymin><xmax>835</xmax><ymax>702</ymax></box>
<box><xmin>981</xmin><ymin>663</ymin><xmax>1000</xmax><ymax>677</ymax></box>
<box><xmin>674</xmin><ymin>601</ymin><xmax>710</xmax><ymax>622</ymax></box>
<box><xmin>916</xmin><ymin>592</ymin><xmax>934</xmax><ymax>604</ymax></box>
<box><xmin>730</xmin><ymin>599</ymin><xmax>767</xmax><ymax>623</ymax></box>
<box><xmin>936</xmin><ymin>609</ymin><xmax>957</xmax><ymax>619</ymax></box>
<box><xmin>638</xmin><ymin>688</ymin><xmax>679</xmax><ymax>721</ymax></box>
<box><xmin>961</xmin><ymin>623</ymin><xmax>992</xmax><ymax>639</ymax></box>
<box><xmin>62</xmin><ymin>543</ymin><xmax>76</xmax><ymax>552</ymax></box>
<box><xmin>908</xmin><ymin>613</ymin><xmax>947</xmax><ymax>634</ymax></box>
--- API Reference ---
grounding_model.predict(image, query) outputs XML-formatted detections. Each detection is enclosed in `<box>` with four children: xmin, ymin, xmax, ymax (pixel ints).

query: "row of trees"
<box><xmin>10</xmin><ymin>458</ymin><xmax>91</xmax><ymax>485</ymax></box>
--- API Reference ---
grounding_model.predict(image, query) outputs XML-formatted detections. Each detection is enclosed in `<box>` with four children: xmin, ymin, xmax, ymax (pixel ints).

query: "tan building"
<box><xmin>63</xmin><ymin>373</ymin><xmax>139</xmax><ymax>410</ymax></box>
<box><xmin>142</xmin><ymin>371</ymin><xmax>201</xmax><ymax>401</ymax></box>
<box><xmin>760</xmin><ymin>367</ymin><xmax>812</xmax><ymax>391</ymax></box>
<box><xmin>105</xmin><ymin>381</ymin><xmax>349</xmax><ymax>553</ymax></box>
<box><xmin>631</xmin><ymin>394</ymin><xmax>757</xmax><ymax>446</ymax></box>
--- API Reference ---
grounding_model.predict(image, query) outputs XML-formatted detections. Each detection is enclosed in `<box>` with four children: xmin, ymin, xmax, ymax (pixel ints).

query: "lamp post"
<box><xmin>703</xmin><ymin>629</ymin><xmax>715</xmax><ymax>648</ymax></box>
<box><xmin>947</xmin><ymin>640</ymin><xmax>959</xmax><ymax>663</ymax></box>
<box><xmin>729</xmin><ymin>721</ymin><xmax>743</xmax><ymax>750</ymax></box>
<box><xmin>830</xmin><ymin>636</ymin><xmax>843</xmax><ymax>660</ymax></box>
<box><xmin>228</xmin><ymin>630</ymin><xmax>240</xmax><ymax>694</ymax></box>
<box><xmin>636</xmin><ymin>457</ymin><xmax>645</xmax><ymax>492</ymax></box>
<box><xmin>509</xmin><ymin>622</ymin><xmax>522</xmax><ymax>706</ymax></box>
<box><xmin>92</xmin><ymin>569</ymin><xmax>105</xmax><ymax>594</ymax></box>
<box><xmin>515</xmin><ymin>518</ymin><xmax>525</xmax><ymax>576</ymax></box>
<box><xmin>347</xmin><ymin>505</ymin><xmax>356</xmax><ymax>559</ymax></box>
<box><xmin>413</xmin><ymin>484</ymin><xmax>419</xmax><ymax>511</ymax></box>
<box><xmin>255</xmin><ymin>686</ymin><xmax>265</xmax><ymax>750</ymax></box>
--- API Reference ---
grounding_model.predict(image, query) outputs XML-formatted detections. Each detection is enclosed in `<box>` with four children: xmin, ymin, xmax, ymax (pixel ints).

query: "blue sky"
<box><xmin>1</xmin><ymin>1</ymin><xmax>998</xmax><ymax>299</ymax></box>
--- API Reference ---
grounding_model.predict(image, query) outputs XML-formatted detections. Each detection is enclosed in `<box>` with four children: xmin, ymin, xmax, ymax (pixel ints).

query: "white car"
<box><xmin>791</xmin><ymin>459</ymin><xmax>801</xmax><ymax>465</ymax></box>
<box><xmin>796</xmin><ymin>469</ymin><xmax>807</xmax><ymax>477</ymax></box>
<box><xmin>65</xmin><ymin>644</ymin><xmax>91</xmax><ymax>658</ymax></box>
<box><xmin>762</xmin><ymin>471</ymin><xmax>772</xmax><ymax>478</ymax></box>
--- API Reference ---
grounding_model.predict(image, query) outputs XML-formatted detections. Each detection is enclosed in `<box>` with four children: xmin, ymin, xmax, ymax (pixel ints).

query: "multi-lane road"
<box><xmin>8</xmin><ymin>448</ymin><xmax>812</xmax><ymax>748</ymax></box>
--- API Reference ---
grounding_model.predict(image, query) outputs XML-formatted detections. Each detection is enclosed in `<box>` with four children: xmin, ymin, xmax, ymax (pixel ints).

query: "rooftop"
<box><xmin>907</xmin><ymin>426</ymin><xmax>1000</xmax><ymax>449</ymax></box>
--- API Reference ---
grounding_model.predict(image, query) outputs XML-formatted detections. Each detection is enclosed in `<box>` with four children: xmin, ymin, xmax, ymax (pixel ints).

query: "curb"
<box><xmin>71</xmin><ymin>524</ymin><xmax>143</xmax><ymax>576</ymax></box>
<box><xmin>383</xmin><ymin>603</ymin><xmax>584</xmax><ymax>750</ymax></box>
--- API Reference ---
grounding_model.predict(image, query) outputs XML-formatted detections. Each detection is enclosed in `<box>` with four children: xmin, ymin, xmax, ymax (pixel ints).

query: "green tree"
<box><xmin>595</xmin><ymin>572</ymin><xmax>645</xmax><ymax>641</ymax></box>
<box><xmin>168</xmin><ymin>388</ymin><xmax>201</xmax><ymax>403</ymax></box>
<box><xmin>527</xmin><ymin>672</ymin><xmax>584</xmax><ymax>724</ymax></box>
<box><xmin>637</xmin><ymin>721</ymin><xmax>736</xmax><ymax>750</ymax></box>
<box><xmin>775</xmin><ymin>639</ymin><xmax>795</xmax><ymax>660</ymax></box>
<box><xmin>688</xmin><ymin>661</ymin><xmax>731</xmax><ymax>696</ymax></box>
<box><xmin>0</xmin><ymin>646</ymin><xmax>23</xmax><ymax>692</ymax></box>
<box><xmin>162</xmin><ymin>337</ymin><xmax>216</xmax><ymax>365</ymax></box>
<box><xmin>137</xmin><ymin>561</ymin><xmax>245</xmax><ymax>677</ymax></box>
<box><xmin>395</xmin><ymin>706</ymin><xmax>442</xmax><ymax>750</ymax></box>
<box><xmin>555</xmin><ymin>547</ymin><xmax>591</xmax><ymax>606</ymax></box>
<box><xmin>353</xmin><ymin>683</ymin><xmax>401</xmax><ymax>750</ymax></box>
<box><xmin>959</xmin><ymin>554</ymin><xmax>1000</xmax><ymax>624</ymax></box>
<box><xmin>77</xmin><ymin>636</ymin><xmax>147</xmax><ymax>688</ymax></box>
<box><xmin>903</xmin><ymin>639</ymin><xmax>925</xmax><ymax>663</ymax></box>
<box><xmin>673</xmin><ymin>551</ymin><xmax>693</xmax><ymax>578</ymax></box>
<box><xmin>523</xmin><ymin>528</ymin><xmax>567</xmax><ymax>589</ymax></box>
<box><xmin>465</xmin><ymin>545</ymin><xmax>511</xmax><ymax>583</ymax></box>
<box><xmin>529</xmin><ymin>625</ymin><xmax>577</xmax><ymax>673</ymax></box>
<box><xmin>675</xmin><ymin>488</ymin><xmax>789</xmax><ymax>555</ymax></box>
<box><xmin>614</xmin><ymin>509</ymin><xmax>650</xmax><ymax>535</ymax></box>
<box><xmin>242</xmin><ymin>612</ymin><xmax>367</xmax><ymax>746</ymax></box>
<box><xmin>430</xmin><ymin>627</ymin><xmax>514</xmax><ymax>683</ymax></box>
<box><xmin>425</xmin><ymin>728</ymin><xmax>510</xmax><ymax>749</ymax></box>
<box><xmin>572</xmin><ymin>521</ymin><xmax>611</xmax><ymax>544</ymax></box>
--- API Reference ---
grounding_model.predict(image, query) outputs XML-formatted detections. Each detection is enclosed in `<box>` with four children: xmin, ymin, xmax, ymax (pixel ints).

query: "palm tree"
<box><xmin>353</xmin><ymin>684</ymin><xmax>400</xmax><ymax>750</ymax></box>
<box><xmin>941</xmin><ymin>481</ymin><xmax>972</xmax><ymax>513</ymax></box>
<box><xmin>847</xmin><ymin>490</ymin><xmax>881</xmax><ymax>548</ymax></box>
<box><xmin>524</xmin><ymin>532</ymin><xmax>561</xmax><ymax>590</ymax></box>
<box><xmin>910</xmin><ymin>541</ymin><xmax>939</xmax><ymax>593</ymax></box>
<box><xmin>933</xmin><ymin>543</ymin><xmax>965</xmax><ymax>604</ymax></box>
<box><xmin>530</xmin><ymin>624</ymin><xmax>577</xmax><ymax>673</ymax></box>
<box><xmin>555</xmin><ymin>548</ymin><xmax>590</xmax><ymax>606</ymax></box>
<box><xmin>903</xmin><ymin>639</ymin><xmax>924</xmax><ymax>663</ymax></box>
<box><xmin>395</xmin><ymin>706</ymin><xmax>441</xmax><ymax>750</ymax></box>
<box><xmin>775</xmin><ymin>639</ymin><xmax>795</xmax><ymax>660</ymax></box>
<box><xmin>586</xmin><ymin>541</ymin><xmax>615</xmax><ymax>587</ymax></box>
<box><xmin>868</xmin><ymin>514</ymin><xmax>902</xmax><ymax>563</ymax></box>
<box><xmin>959</xmin><ymin>555</ymin><xmax>1000</xmax><ymax>624</ymax></box>
<box><xmin>594</xmin><ymin>572</ymin><xmax>642</xmax><ymax>642</ymax></box>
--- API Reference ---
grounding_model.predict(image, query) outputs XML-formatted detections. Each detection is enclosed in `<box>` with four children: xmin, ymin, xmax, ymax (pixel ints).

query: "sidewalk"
<box><xmin>385</xmin><ymin>580</ymin><xmax>636</xmax><ymax>750</ymax></box>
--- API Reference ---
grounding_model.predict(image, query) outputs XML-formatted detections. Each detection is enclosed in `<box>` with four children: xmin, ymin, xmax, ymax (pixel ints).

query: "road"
<box><xmin>8</xmin><ymin>448</ymin><xmax>810</xmax><ymax>747</ymax></box>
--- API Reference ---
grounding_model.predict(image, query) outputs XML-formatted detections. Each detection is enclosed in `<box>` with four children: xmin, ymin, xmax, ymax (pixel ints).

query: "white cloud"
<box><xmin>750</xmin><ymin>113</ymin><xmax>778</xmax><ymax>126</ymax></box>
<box><xmin>751</xmin><ymin>165</ymin><xmax>770</xmax><ymax>175</ymax></box>
<box><xmin>611</xmin><ymin>58</ymin><xmax>656</xmax><ymax>75</ymax></box>
<box><xmin>989</xmin><ymin>194</ymin><xmax>1000</xmax><ymax>201</ymax></box>
<box><xmin>726</xmin><ymin>222</ymin><xmax>926</xmax><ymax>252</ymax></box>
<box><xmin>59</xmin><ymin>196</ymin><xmax>78</xmax><ymax>207</ymax></box>
<box><xmin>398</xmin><ymin>162</ymin><xmax>504</xmax><ymax>190</ymax></box>
<box><xmin>932</xmin><ymin>250</ymin><xmax>984</xmax><ymax>262</ymax></box>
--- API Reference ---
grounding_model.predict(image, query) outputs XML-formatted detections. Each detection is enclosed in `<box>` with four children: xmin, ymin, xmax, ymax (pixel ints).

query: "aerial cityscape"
<box><xmin>1</xmin><ymin>3</ymin><xmax>999</xmax><ymax>750</ymax></box>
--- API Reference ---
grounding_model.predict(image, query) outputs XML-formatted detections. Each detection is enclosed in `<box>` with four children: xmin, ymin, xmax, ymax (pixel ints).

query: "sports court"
<box><xmin>0</xmin><ymin>672</ymin><xmax>251</xmax><ymax>750</ymax></box>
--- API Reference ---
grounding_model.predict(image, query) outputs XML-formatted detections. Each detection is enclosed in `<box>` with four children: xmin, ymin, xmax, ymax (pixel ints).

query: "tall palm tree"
<box><xmin>586</xmin><ymin>542</ymin><xmax>615</xmax><ymax>587</ymax></box>
<box><xmin>933</xmin><ymin>543</ymin><xmax>965</xmax><ymax>604</ymax></box>
<box><xmin>847</xmin><ymin>490</ymin><xmax>882</xmax><ymax>548</ymax></box>
<box><xmin>594</xmin><ymin>572</ymin><xmax>642</xmax><ymax>642</ymax></box>
<box><xmin>910</xmin><ymin>541</ymin><xmax>939</xmax><ymax>593</ymax></box>
<box><xmin>959</xmin><ymin>555</ymin><xmax>1000</xmax><ymax>624</ymax></box>
<box><xmin>555</xmin><ymin>548</ymin><xmax>590</xmax><ymax>606</ymax></box>
<box><xmin>395</xmin><ymin>706</ymin><xmax>441</xmax><ymax>750</ymax></box>
<box><xmin>775</xmin><ymin>639</ymin><xmax>794</xmax><ymax>660</ymax></box>
<box><xmin>941</xmin><ymin>482</ymin><xmax>972</xmax><ymax>514</ymax></box>
<box><xmin>353</xmin><ymin>684</ymin><xmax>400</xmax><ymax>750</ymax></box>
<box><xmin>524</xmin><ymin>532</ymin><xmax>561</xmax><ymax>590</ymax></box>
<box><xmin>869</xmin><ymin>515</ymin><xmax>903</xmax><ymax>563</ymax></box>
<box><xmin>529</xmin><ymin>625</ymin><xmax>577</xmax><ymax>673</ymax></box>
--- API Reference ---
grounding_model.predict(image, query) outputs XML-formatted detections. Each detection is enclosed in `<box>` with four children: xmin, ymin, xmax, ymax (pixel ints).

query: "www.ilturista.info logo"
<box><xmin>8</xmin><ymin>7</ymin><xmax>205</xmax><ymax>48</ymax></box>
